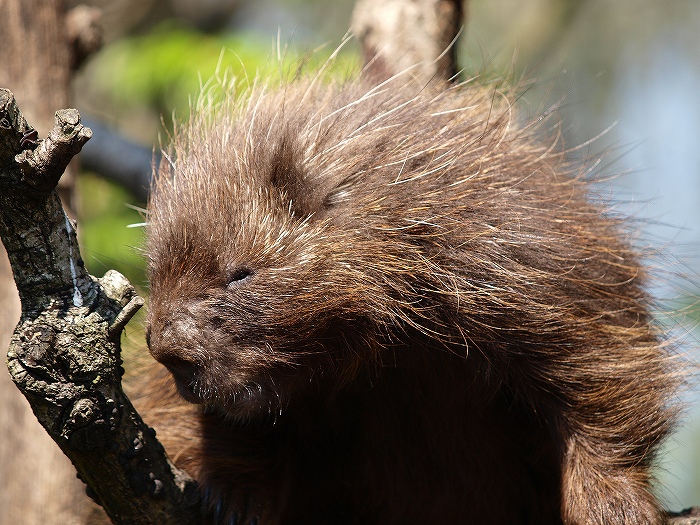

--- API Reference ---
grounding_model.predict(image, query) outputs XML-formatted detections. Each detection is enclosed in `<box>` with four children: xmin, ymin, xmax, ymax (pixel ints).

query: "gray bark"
<box><xmin>0</xmin><ymin>88</ymin><xmax>201</xmax><ymax>525</ymax></box>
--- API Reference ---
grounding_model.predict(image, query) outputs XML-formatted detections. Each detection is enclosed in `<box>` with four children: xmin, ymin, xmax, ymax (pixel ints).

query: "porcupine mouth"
<box><xmin>168</xmin><ymin>363</ymin><xmax>283</xmax><ymax>419</ymax></box>
<box><xmin>214</xmin><ymin>381</ymin><xmax>286</xmax><ymax>421</ymax></box>
<box><xmin>175</xmin><ymin>379</ymin><xmax>204</xmax><ymax>404</ymax></box>
<box><xmin>163</xmin><ymin>362</ymin><xmax>205</xmax><ymax>404</ymax></box>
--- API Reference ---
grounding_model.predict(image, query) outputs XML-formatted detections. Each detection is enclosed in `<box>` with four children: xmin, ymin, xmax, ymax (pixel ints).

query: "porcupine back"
<box><xmin>143</xmin><ymin>73</ymin><xmax>679</xmax><ymax>524</ymax></box>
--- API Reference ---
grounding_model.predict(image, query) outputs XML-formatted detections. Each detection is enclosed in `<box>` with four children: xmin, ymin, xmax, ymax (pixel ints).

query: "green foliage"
<box><xmin>94</xmin><ymin>24</ymin><xmax>265</xmax><ymax>116</ymax></box>
<box><xmin>77</xmin><ymin>171</ymin><xmax>147</xmax><ymax>290</ymax></box>
<box><xmin>92</xmin><ymin>22</ymin><xmax>359</xmax><ymax>123</ymax></box>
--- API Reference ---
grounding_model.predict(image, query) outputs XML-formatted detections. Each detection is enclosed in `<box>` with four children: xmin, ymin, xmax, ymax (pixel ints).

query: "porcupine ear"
<box><xmin>265</xmin><ymin>135</ymin><xmax>315</xmax><ymax>218</ymax></box>
<box><xmin>265</xmin><ymin>131</ymin><xmax>349</xmax><ymax>220</ymax></box>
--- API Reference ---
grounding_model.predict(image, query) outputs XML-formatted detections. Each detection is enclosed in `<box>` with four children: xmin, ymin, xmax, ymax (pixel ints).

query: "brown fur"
<box><xmin>144</xmin><ymin>73</ymin><xmax>680</xmax><ymax>524</ymax></box>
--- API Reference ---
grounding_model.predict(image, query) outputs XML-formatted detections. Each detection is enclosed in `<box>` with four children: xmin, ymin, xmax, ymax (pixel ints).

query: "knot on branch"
<box><xmin>8</xmin><ymin>305</ymin><xmax>118</xmax><ymax>408</ymax></box>
<box><xmin>99</xmin><ymin>269</ymin><xmax>146</xmax><ymax>339</ymax></box>
<box><xmin>63</xmin><ymin>395</ymin><xmax>118</xmax><ymax>451</ymax></box>
<box><xmin>6</xmin><ymin>270</ymin><xmax>145</xmax><ymax>449</ymax></box>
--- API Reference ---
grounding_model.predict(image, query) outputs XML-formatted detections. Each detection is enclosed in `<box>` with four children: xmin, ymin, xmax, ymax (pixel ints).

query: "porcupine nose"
<box><xmin>147</xmin><ymin>319</ymin><xmax>200</xmax><ymax>385</ymax></box>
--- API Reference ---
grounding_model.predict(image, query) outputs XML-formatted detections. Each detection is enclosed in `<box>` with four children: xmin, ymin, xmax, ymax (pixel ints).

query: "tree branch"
<box><xmin>351</xmin><ymin>0</ymin><xmax>464</xmax><ymax>83</ymax></box>
<box><xmin>80</xmin><ymin>115</ymin><xmax>154</xmax><ymax>203</ymax></box>
<box><xmin>0</xmin><ymin>88</ymin><xmax>201</xmax><ymax>525</ymax></box>
<box><xmin>669</xmin><ymin>508</ymin><xmax>700</xmax><ymax>525</ymax></box>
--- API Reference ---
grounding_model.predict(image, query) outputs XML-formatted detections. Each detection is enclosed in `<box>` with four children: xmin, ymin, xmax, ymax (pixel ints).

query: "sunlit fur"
<box><xmin>144</xmin><ymin>71</ymin><xmax>680</xmax><ymax>525</ymax></box>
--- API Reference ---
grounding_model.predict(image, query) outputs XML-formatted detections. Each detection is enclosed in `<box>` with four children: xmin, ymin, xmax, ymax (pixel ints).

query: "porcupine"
<box><xmin>142</xmin><ymin>71</ymin><xmax>680</xmax><ymax>525</ymax></box>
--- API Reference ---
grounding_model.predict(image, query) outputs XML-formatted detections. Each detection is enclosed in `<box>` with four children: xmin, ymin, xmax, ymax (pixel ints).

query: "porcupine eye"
<box><xmin>226</xmin><ymin>267</ymin><xmax>253</xmax><ymax>287</ymax></box>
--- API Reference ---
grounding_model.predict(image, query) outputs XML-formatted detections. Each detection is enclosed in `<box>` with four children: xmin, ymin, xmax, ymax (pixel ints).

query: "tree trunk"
<box><xmin>351</xmin><ymin>0</ymin><xmax>465</xmax><ymax>83</ymax></box>
<box><xmin>0</xmin><ymin>0</ymin><xmax>95</xmax><ymax>523</ymax></box>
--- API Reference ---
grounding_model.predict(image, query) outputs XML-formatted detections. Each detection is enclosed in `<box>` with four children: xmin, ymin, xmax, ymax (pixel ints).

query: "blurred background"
<box><xmin>67</xmin><ymin>0</ymin><xmax>700</xmax><ymax>510</ymax></box>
